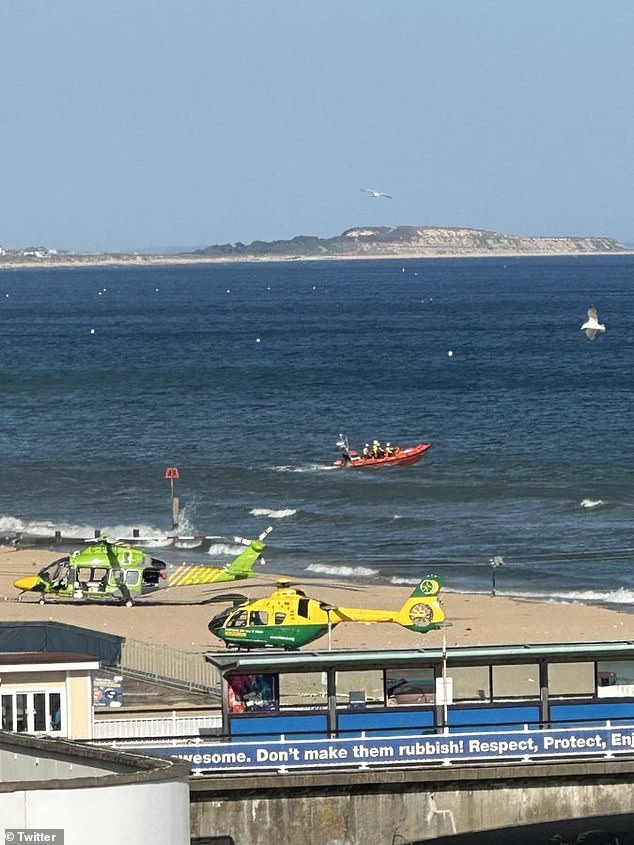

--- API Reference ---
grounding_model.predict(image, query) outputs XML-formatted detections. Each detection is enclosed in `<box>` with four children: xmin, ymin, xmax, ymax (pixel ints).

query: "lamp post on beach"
<box><xmin>489</xmin><ymin>556</ymin><xmax>504</xmax><ymax>596</ymax></box>
<box><xmin>165</xmin><ymin>467</ymin><xmax>180</xmax><ymax>529</ymax></box>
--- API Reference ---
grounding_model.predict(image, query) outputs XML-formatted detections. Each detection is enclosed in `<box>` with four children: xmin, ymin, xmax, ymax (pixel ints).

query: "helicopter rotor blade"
<box><xmin>203</xmin><ymin>593</ymin><xmax>249</xmax><ymax>606</ymax></box>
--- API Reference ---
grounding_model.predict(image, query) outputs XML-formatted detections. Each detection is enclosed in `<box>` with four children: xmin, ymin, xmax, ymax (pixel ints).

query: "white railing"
<box><xmin>119</xmin><ymin>639</ymin><xmax>221</xmax><ymax>693</ymax></box>
<box><xmin>93</xmin><ymin>712</ymin><xmax>222</xmax><ymax>740</ymax></box>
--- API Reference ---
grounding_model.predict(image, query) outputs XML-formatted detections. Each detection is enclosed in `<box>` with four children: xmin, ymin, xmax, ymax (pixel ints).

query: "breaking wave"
<box><xmin>307</xmin><ymin>562</ymin><xmax>379</xmax><ymax>580</ymax></box>
<box><xmin>273</xmin><ymin>464</ymin><xmax>336</xmax><ymax>473</ymax></box>
<box><xmin>249</xmin><ymin>508</ymin><xmax>297</xmax><ymax>520</ymax></box>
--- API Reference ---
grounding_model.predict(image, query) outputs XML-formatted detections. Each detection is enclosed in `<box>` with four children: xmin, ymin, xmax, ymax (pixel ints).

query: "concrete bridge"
<box><xmin>189</xmin><ymin>756</ymin><xmax>634</xmax><ymax>845</ymax></box>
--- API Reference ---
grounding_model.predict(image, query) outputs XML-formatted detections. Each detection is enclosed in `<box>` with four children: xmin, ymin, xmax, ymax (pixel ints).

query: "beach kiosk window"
<box><xmin>596</xmin><ymin>660</ymin><xmax>634</xmax><ymax>697</ymax></box>
<box><xmin>450</xmin><ymin>665</ymin><xmax>491</xmax><ymax>702</ymax></box>
<box><xmin>492</xmin><ymin>663</ymin><xmax>540</xmax><ymax>699</ymax></box>
<box><xmin>386</xmin><ymin>668</ymin><xmax>435</xmax><ymax>705</ymax></box>
<box><xmin>548</xmin><ymin>661</ymin><xmax>594</xmax><ymax>696</ymax></box>
<box><xmin>228</xmin><ymin>674</ymin><xmax>278</xmax><ymax>713</ymax></box>
<box><xmin>278</xmin><ymin>672</ymin><xmax>328</xmax><ymax>708</ymax></box>
<box><xmin>335</xmin><ymin>670</ymin><xmax>384</xmax><ymax>707</ymax></box>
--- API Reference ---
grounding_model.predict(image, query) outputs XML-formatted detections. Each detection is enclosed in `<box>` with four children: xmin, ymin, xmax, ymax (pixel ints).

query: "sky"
<box><xmin>0</xmin><ymin>0</ymin><xmax>632</xmax><ymax>253</ymax></box>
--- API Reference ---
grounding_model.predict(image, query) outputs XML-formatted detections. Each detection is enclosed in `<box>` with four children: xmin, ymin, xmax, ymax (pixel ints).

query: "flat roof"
<box><xmin>0</xmin><ymin>652</ymin><xmax>100</xmax><ymax>671</ymax></box>
<box><xmin>0</xmin><ymin>730</ymin><xmax>191</xmax><ymax>790</ymax></box>
<box><xmin>205</xmin><ymin>641</ymin><xmax>634</xmax><ymax>674</ymax></box>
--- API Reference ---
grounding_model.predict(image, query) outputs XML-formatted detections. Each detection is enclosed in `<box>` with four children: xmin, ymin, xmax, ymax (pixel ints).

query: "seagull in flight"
<box><xmin>581</xmin><ymin>306</ymin><xmax>606</xmax><ymax>341</ymax></box>
<box><xmin>360</xmin><ymin>188</ymin><xmax>392</xmax><ymax>199</ymax></box>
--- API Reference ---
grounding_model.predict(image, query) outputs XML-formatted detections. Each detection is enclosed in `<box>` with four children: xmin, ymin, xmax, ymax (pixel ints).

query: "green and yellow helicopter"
<box><xmin>207</xmin><ymin>575</ymin><xmax>445</xmax><ymax>650</ymax></box>
<box><xmin>13</xmin><ymin>527</ymin><xmax>272</xmax><ymax>606</ymax></box>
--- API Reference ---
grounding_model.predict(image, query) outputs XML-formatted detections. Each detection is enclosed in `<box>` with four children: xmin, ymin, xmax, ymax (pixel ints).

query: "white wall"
<box><xmin>0</xmin><ymin>779</ymin><xmax>190</xmax><ymax>845</ymax></box>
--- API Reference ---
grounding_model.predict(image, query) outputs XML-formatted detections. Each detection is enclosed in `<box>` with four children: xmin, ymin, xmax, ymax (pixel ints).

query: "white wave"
<box><xmin>170</xmin><ymin>508</ymin><xmax>195</xmax><ymax>535</ymax></box>
<box><xmin>580</xmin><ymin>498</ymin><xmax>605</xmax><ymax>509</ymax></box>
<box><xmin>205</xmin><ymin>542</ymin><xmax>244</xmax><ymax>558</ymax></box>
<box><xmin>273</xmin><ymin>464</ymin><xmax>336</xmax><ymax>473</ymax></box>
<box><xmin>0</xmin><ymin>514</ymin><xmax>175</xmax><ymax>546</ymax></box>
<box><xmin>460</xmin><ymin>586</ymin><xmax>634</xmax><ymax>606</ymax></box>
<box><xmin>250</xmin><ymin>508</ymin><xmax>297</xmax><ymax>519</ymax></box>
<box><xmin>388</xmin><ymin>575</ymin><xmax>422</xmax><ymax>585</ymax></box>
<box><xmin>307</xmin><ymin>563</ymin><xmax>379</xmax><ymax>579</ymax></box>
<box><xmin>546</xmin><ymin>586</ymin><xmax>634</xmax><ymax>605</ymax></box>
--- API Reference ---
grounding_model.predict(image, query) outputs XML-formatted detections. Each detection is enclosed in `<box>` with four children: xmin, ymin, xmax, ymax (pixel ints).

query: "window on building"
<box><xmin>50</xmin><ymin>692</ymin><xmax>62</xmax><ymax>731</ymax></box>
<box><xmin>228</xmin><ymin>674</ymin><xmax>278</xmax><ymax>713</ymax></box>
<box><xmin>279</xmin><ymin>672</ymin><xmax>327</xmax><ymax>708</ymax></box>
<box><xmin>335</xmin><ymin>670</ymin><xmax>384</xmax><ymax>707</ymax></box>
<box><xmin>596</xmin><ymin>660</ymin><xmax>634</xmax><ymax>698</ymax></box>
<box><xmin>548</xmin><ymin>662</ymin><xmax>594</xmax><ymax>696</ymax></box>
<box><xmin>33</xmin><ymin>693</ymin><xmax>47</xmax><ymax>732</ymax></box>
<box><xmin>492</xmin><ymin>663</ymin><xmax>540</xmax><ymax>699</ymax></box>
<box><xmin>1</xmin><ymin>694</ymin><xmax>13</xmax><ymax>731</ymax></box>
<box><xmin>16</xmin><ymin>693</ymin><xmax>28</xmax><ymax>731</ymax></box>
<box><xmin>450</xmin><ymin>665</ymin><xmax>491</xmax><ymax>702</ymax></box>
<box><xmin>386</xmin><ymin>668</ymin><xmax>435</xmax><ymax>706</ymax></box>
<box><xmin>1</xmin><ymin>690</ymin><xmax>64</xmax><ymax>734</ymax></box>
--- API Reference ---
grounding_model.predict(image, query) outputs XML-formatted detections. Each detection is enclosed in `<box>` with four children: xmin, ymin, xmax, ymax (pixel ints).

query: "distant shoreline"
<box><xmin>1</xmin><ymin>249</ymin><xmax>633</xmax><ymax>272</ymax></box>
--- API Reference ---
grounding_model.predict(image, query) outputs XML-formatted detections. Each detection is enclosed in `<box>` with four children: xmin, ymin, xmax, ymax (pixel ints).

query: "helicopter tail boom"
<box><xmin>166</xmin><ymin>528</ymin><xmax>271</xmax><ymax>588</ymax></box>
<box><xmin>334</xmin><ymin>576</ymin><xmax>445</xmax><ymax>632</ymax></box>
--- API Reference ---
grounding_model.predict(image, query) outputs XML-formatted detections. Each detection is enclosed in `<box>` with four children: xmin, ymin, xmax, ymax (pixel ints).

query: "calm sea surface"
<box><xmin>1</xmin><ymin>254</ymin><xmax>633</xmax><ymax>606</ymax></box>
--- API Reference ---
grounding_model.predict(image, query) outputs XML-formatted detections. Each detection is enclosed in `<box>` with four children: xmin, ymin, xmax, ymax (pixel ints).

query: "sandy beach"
<box><xmin>1</xmin><ymin>546</ymin><xmax>632</xmax><ymax>656</ymax></box>
<box><xmin>0</xmin><ymin>244</ymin><xmax>632</xmax><ymax>272</ymax></box>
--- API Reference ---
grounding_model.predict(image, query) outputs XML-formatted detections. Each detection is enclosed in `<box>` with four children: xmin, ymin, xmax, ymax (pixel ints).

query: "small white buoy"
<box><xmin>226</xmin><ymin>289</ymin><xmax>231</xmax><ymax>293</ymax></box>
<box><xmin>447</xmin><ymin>349</ymin><xmax>453</xmax><ymax>357</ymax></box>
<box><xmin>256</xmin><ymin>337</ymin><xmax>261</xmax><ymax>343</ymax></box>
<box><xmin>90</xmin><ymin>328</ymin><xmax>95</xmax><ymax>335</ymax></box>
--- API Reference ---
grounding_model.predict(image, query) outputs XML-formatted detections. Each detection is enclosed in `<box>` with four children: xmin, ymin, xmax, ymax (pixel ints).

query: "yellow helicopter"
<box><xmin>14</xmin><ymin>527</ymin><xmax>272</xmax><ymax>606</ymax></box>
<box><xmin>207</xmin><ymin>575</ymin><xmax>445</xmax><ymax>649</ymax></box>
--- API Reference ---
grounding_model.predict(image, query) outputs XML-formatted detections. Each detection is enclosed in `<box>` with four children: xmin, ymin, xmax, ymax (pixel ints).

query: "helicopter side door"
<box><xmin>75</xmin><ymin>566</ymin><xmax>109</xmax><ymax>593</ymax></box>
<box><xmin>109</xmin><ymin>568</ymin><xmax>142</xmax><ymax>594</ymax></box>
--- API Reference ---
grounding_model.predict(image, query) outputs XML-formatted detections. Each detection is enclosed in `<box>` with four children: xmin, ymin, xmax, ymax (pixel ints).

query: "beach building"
<box><xmin>0</xmin><ymin>651</ymin><xmax>98</xmax><ymax>739</ymax></box>
<box><xmin>0</xmin><ymin>730</ymin><xmax>191</xmax><ymax>845</ymax></box>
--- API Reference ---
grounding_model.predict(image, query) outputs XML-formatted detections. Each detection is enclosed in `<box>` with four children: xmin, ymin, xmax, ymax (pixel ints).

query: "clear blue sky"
<box><xmin>1</xmin><ymin>0</ymin><xmax>632</xmax><ymax>252</ymax></box>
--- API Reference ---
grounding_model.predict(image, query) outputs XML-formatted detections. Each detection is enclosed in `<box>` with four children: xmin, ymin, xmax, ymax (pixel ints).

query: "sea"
<box><xmin>1</xmin><ymin>253</ymin><xmax>633</xmax><ymax>610</ymax></box>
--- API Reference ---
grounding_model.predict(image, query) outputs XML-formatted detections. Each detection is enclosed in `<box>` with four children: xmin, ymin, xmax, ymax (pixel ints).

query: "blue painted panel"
<box><xmin>449</xmin><ymin>705</ymin><xmax>541</xmax><ymax>731</ymax></box>
<box><xmin>230</xmin><ymin>712</ymin><xmax>328</xmax><ymax>740</ymax></box>
<box><xmin>551</xmin><ymin>701</ymin><xmax>634</xmax><ymax>726</ymax></box>
<box><xmin>338</xmin><ymin>708</ymin><xmax>435</xmax><ymax>737</ymax></box>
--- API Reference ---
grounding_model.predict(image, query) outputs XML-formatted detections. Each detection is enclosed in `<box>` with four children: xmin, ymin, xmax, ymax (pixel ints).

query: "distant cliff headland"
<box><xmin>0</xmin><ymin>226</ymin><xmax>630</xmax><ymax>269</ymax></box>
<box><xmin>193</xmin><ymin>226</ymin><xmax>629</xmax><ymax>260</ymax></box>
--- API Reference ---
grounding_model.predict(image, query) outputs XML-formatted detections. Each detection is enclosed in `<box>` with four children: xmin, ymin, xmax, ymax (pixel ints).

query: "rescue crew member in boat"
<box><xmin>373</xmin><ymin>440</ymin><xmax>385</xmax><ymax>458</ymax></box>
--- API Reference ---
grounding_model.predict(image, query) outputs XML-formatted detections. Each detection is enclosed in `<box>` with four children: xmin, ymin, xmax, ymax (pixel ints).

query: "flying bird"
<box><xmin>360</xmin><ymin>188</ymin><xmax>392</xmax><ymax>199</ymax></box>
<box><xmin>581</xmin><ymin>306</ymin><xmax>606</xmax><ymax>341</ymax></box>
